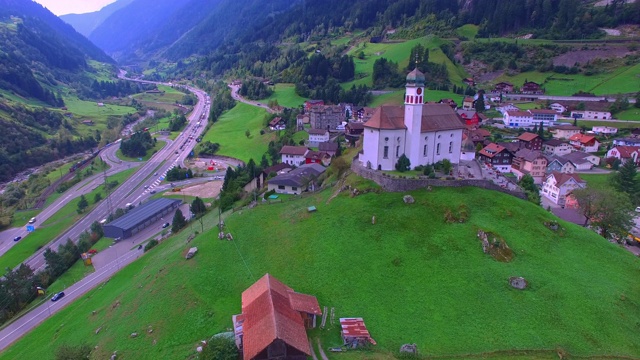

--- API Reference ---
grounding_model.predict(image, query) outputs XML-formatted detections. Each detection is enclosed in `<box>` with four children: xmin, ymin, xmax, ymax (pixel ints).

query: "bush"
<box><xmin>264</xmin><ymin>189</ymin><xmax>276</xmax><ymax>199</ymax></box>
<box><xmin>144</xmin><ymin>239</ymin><xmax>159</xmax><ymax>252</ymax></box>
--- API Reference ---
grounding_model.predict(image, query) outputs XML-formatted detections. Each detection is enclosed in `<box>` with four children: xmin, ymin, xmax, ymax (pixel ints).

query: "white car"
<box><xmin>635</xmin><ymin>207</ymin><xmax>640</xmax><ymax>213</ymax></box>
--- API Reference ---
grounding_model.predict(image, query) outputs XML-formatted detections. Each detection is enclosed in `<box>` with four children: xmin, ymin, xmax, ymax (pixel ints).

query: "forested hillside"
<box><xmin>60</xmin><ymin>0</ymin><xmax>136</xmax><ymax>38</ymax></box>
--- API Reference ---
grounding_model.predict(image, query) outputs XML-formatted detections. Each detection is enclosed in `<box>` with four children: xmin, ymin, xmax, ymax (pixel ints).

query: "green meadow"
<box><xmin>3</xmin><ymin>185</ymin><xmax>640</xmax><ymax>359</ymax></box>
<box><xmin>258</xmin><ymin>83</ymin><xmax>307</xmax><ymax>108</ymax></box>
<box><xmin>200</xmin><ymin>102</ymin><xmax>275</xmax><ymax>162</ymax></box>
<box><xmin>116</xmin><ymin>140</ymin><xmax>166</xmax><ymax>162</ymax></box>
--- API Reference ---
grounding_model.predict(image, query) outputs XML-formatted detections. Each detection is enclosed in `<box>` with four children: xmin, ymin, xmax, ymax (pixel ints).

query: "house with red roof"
<box><xmin>478</xmin><ymin>143</ymin><xmax>514</xmax><ymax>172</ymax></box>
<box><xmin>233</xmin><ymin>274</ymin><xmax>322</xmax><ymax>360</ymax></box>
<box><xmin>606</xmin><ymin>146</ymin><xmax>640</xmax><ymax>166</ymax></box>
<box><xmin>542</xmin><ymin>172</ymin><xmax>587</xmax><ymax>206</ymax></box>
<box><xmin>569</xmin><ymin>133</ymin><xmax>600</xmax><ymax>153</ymax></box>
<box><xmin>456</xmin><ymin>109</ymin><xmax>485</xmax><ymax>126</ymax></box>
<box><xmin>518</xmin><ymin>132</ymin><xmax>542</xmax><ymax>151</ymax></box>
<box><xmin>493</xmin><ymin>82</ymin><xmax>514</xmax><ymax>93</ymax></box>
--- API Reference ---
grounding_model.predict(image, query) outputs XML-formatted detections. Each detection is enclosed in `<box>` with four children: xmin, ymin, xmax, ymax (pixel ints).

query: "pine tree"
<box><xmin>171</xmin><ymin>209</ymin><xmax>187</xmax><ymax>233</ymax></box>
<box><xmin>532</xmin><ymin>123</ymin><xmax>538</xmax><ymax>134</ymax></box>
<box><xmin>537</xmin><ymin>122</ymin><xmax>544</xmax><ymax>139</ymax></box>
<box><xmin>395</xmin><ymin>154</ymin><xmax>411</xmax><ymax>172</ymax></box>
<box><xmin>474</xmin><ymin>94</ymin><xmax>485</xmax><ymax>113</ymax></box>
<box><xmin>77</xmin><ymin>195</ymin><xmax>88</xmax><ymax>213</ymax></box>
<box><xmin>612</xmin><ymin>159</ymin><xmax>639</xmax><ymax>202</ymax></box>
<box><xmin>190</xmin><ymin>197</ymin><xmax>207</xmax><ymax>217</ymax></box>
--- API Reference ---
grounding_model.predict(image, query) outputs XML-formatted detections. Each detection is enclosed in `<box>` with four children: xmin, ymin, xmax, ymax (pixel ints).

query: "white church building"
<box><xmin>359</xmin><ymin>68</ymin><xmax>465</xmax><ymax>171</ymax></box>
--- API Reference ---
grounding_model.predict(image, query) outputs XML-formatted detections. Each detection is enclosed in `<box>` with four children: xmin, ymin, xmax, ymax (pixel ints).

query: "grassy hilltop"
<box><xmin>3</xmin><ymin>185</ymin><xmax>640</xmax><ymax>360</ymax></box>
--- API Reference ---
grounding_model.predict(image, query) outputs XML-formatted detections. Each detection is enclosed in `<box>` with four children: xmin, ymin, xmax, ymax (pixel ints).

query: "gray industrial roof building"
<box><xmin>103</xmin><ymin>198</ymin><xmax>182</xmax><ymax>239</ymax></box>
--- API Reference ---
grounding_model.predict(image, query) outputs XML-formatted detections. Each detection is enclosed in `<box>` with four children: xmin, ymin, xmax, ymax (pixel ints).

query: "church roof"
<box><xmin>363</xmin><ymin>104</ymin><xmax>465</xmax><ymax>132</ymax></box>
<box><xmin>406</xmin><ymin>68</ymin><xmax>425</xmax><ymax>85</ymax></box>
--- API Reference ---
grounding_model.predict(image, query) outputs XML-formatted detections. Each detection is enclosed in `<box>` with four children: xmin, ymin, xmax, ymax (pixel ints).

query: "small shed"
<box><xmin>340</xmin><ymin>318</ymin><xmax>376</xmax><ymax>348</ymax></box>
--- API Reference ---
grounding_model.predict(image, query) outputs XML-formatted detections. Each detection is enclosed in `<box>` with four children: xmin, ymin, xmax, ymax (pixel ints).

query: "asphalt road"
<box><xmin>229</xmin><ymin>84</ymin><xmax>275</xmax><ymax>113</ymax></box>
<box><xmin>0</xmin><ymin>75</ymin><xmax>213</xmax><ymax>350</ymax></box>
<box><xmin>18</xmin><ymin>80</ymin><xmax>209</xmax><ymax>273</ymax></box>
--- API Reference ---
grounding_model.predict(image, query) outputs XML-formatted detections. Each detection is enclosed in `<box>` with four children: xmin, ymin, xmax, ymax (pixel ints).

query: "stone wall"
<box><xmin>351</xmin><ymin>158</ymin><xmax>527</xmax><ymax>200</ymax></box>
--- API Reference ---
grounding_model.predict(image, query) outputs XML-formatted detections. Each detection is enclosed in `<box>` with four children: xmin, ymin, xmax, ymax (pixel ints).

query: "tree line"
<box><xmin>120</xmin><ymin>131</ymin><xmax>155</xmax><ymax>158</ymax></box>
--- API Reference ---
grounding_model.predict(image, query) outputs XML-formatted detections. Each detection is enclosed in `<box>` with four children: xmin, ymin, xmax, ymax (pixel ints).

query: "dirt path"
<box><xmin>316</xmin><ymin>338</ymin><xmax>330</xmax><ymax>360</ymax></box>
<box><xmin>308</xmin><ymin>338</ymin><xmax>319</xmax><ymax>360</ymax></box>
<box><xmin>164</xmin><ymin>181</ymin><xmax>222</xmax><ymax>199</ymax></box>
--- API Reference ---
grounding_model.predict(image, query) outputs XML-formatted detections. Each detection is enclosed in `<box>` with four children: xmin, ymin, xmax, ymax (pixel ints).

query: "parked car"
<box><xmin>150</xmin><ymin>190</ymin><xmax>156</xmax><ymax>194</ymax></box>
<box><xmin>51</xmin><ymin>292</ymin><xmax>65</xmax><ymax>302</ymax></box>
<box><xmin>13</xmin><ymin>236</ymin><xmax>22</xmax><ymax>242</ymax></box>
<box><xmin>162</xmin><ymin>222</ymin><xmax>170</xmax><ymax>228</ymax></box>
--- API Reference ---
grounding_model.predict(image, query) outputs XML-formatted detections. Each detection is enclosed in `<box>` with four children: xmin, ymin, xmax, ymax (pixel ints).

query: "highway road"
<box><xmin>0</xmin><ymin>74</ymin><xmax>213</xmax><ymax>350</ymax></box>
<box><xmin>0</xmin><ymin>76</ymin><xmax>211</xmax><ymax>273</ymax></box>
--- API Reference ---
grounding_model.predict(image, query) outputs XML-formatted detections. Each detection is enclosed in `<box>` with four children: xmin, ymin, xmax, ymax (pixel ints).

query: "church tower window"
<box><xmin>423</xmin><ymin>145</ymin><xmax>427</xmax><ymax>156</ymax></box>
<box><xmin>436</xmin><ymin>143</ymin><xmax>441</xmax><ymax>155</ymax></box>
<box><xmin>449</xmin><ymin>142</ymin><xmax>453</xmax><ymax>153</ymax></box>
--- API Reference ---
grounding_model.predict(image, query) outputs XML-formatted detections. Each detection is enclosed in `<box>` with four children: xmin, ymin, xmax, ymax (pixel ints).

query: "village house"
<box><xmin>267</xmin><ymin>163</ymin><xmax>326</xmax><ymax>195</ymax></box>
<box><xmin>570</xmin><ymin>110</ymin><xmax>612</xmax><ymax>120</ymax></box>
<box><xmin>518</xmin><ymin>132</ymin><xmax>542</xmax><ymax>151</ymax></box>
<box><xmin>345</xmin><ymin>122</ymin><xmax>365</xmax><ymax>136</ymax></box>
<box><xmin>232</xmin><ymin>274</ymin><xmax>322</xmax><ymax>360</ymax></box>
<box><xmin>503</xmin><ymin>109</ymin><xmax>557</xmax><ymax>128</ymax></box>
<box><xmin>477</xmin><ymin>143</ymin><xmax>514</xmax><ymax>172</ymax></box>
<box><xmin>318</xmin><ymin>141</ymin><xmax>339</xmax><ymax>156</ymax></box>
<box><xmin>493</xmin><ymin>82</ymin><xmax>514</xmax><ymax>93</ymax></box>
<box><xmin>460</xmin><ymin>137</ymin><xmax>477</xmax><ymax>161</ymax></box>
<box><xmin>305</xmin><ymin>151</ymin><xmax>331</xmax><ymax>166</ymax></box>
<box><xmin>549</xmin><ymin>125</ymin><xmax>581</xmax><ymax>140</ymax></box>
<box><xmin>542</xmin><ymin>172</ymin><xmax>587</xmax><ymax>206</ymax></box>
<box><xmin>511</xmin><ymin>149</ymin><xmax>548</xmax><ymax>184</ymax></box>
<box><xmin>304</xmin><ymin>100</ymin><xmax>324</xmax><ymax>112</ymax></box>
<box><xmin>462</xmin><ymin>97</ymin><xmax>474</xmax><ymax>110</ymax></box>
<box><xmin>310</xmin><ymin>105</ymin><xmax>344</xmax><ymax>130</ymax></box>
<box><xmin>463</xmin><ymin>77</ymin><xmax>475</xmax><ymax>87</ymax></box>
<box><xmin>549</xmin><ymin>103</ymin><xmax>567</xmax><ymax>113</ymax></box>
<box><xmin>81</xmin><ymin>119</ymin><xmax>95</xmax><ymax>126</ymax></box>
<box><xmin>545</xmin><ymin>155</ymin><xmax>576</xmax><ymax>174</ymax></box>
<box><xmin>359</xmin><ymin>68</ymin><xmax>465</xmax><ymax>171</ymax></box>
<box><xmin>269</xmin><ymin>117</ymin><xmax>286</xmax><ymax>131</ymax></box>
<box><xmin>520</xmin><ymin>81</ymin><xmax>544</xmax><ymax>94</ymax></box>
<box><xmin>464</xmin><ymin>127</ymin><xmax>491</xmax><ymax>146</ymax></box>
<box><xmin>456</xmin><ymin>109</ymin><xmax>485</xmax><ymax>126</ymax></box>
<box><xmin>564</xmin><ymin>151</ymin><xmax>598</xmax><ymax>170</ymax></box>
<box><xmin>591</xmin><ymin>126</ymin><xmax>617</xmax><ymax>135</ymax></box>
<box><xmin>613</xmin><ymin>137</ymin><xmax>640</xmax><ymax>147</ymax></box>
<box><xmin>261</xmin><ymin>163</ymin><xmax>293</xmax><ymax>187</ymax></box>
<box><xmin>280</xmin><ymin>146</ymin><xmax>309</xmax><ymax>166</ymax></box>
<box><xmin>296</xmin><ymin>114</ymin><xmax>309</xmax><ymax>131</ymax></box>
<box><xmin>497</xmin><ymin>103</ymin><xmax>520</xmax><ymax>114</ymax></box>
<box><xmin>307</xmin><ymin>129</ymin><xmax>330</xmax><ymax>147</ymax></box>
<box><xmin>569</xmin><ymin>133</ymin><xmax>600</xmax><ymax>153</ymax></box>
<box><xmin>439</xmin><ymin>98</ymin><xmax>458</xmax><ymax>109</ymax></box>
<box><xmin>356</xmin><ymin>107</ymin><xmax>376</xmax><ymax>122</ymax></box>
<box><xmin>605</xmin><ymin>146</ymin><xmax>640</xmax><ymax>166</ymax></box>
<box><xmin>543</xmin><ymin>139</ymin><xmax>574</xmax><ymax>156</ymax></box>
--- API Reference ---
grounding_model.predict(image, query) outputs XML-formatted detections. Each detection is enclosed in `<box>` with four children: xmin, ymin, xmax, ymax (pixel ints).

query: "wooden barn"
<box><xmin>233</xmin><ymin>274</ymin><xmax>322</xmax><ymax>360</ymax></box>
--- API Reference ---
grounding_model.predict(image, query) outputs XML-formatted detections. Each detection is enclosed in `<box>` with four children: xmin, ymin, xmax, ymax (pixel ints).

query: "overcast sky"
<box><xmin>33</xmin><ymin>0</ymin><xmax>117</xmax><ymax>16</ymax></box>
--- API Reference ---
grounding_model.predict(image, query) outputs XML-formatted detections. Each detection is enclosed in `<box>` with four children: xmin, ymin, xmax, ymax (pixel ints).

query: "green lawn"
<box><xmin>4</xmin><ymin>185</ymin><xmax>640</xmax><ymax>359</ymax></box>
<box><xmin>579</xmin><ymin>174</ymin><xmax>612</xmax><ymax>189</ymax></box>
<box><xmin>344</xmin><ymin>37</ymin><xmax>450</xmax><ymax>89</ymax></box>
<box><xmin>200</xmin><ymin>102</ymin><xmax>274</xmax><ymax>162</ymax></box>
<box><xmin>456</xmin><ymin>24</ymin><xmax>478</xmax><ymax>39</ymax></box>
<box><xmin>0</xmin><ymin>168</ymin><xmax>138</xmax><ymax>272</ymax></box>
<box><xmin>132</xmin><ymin>85</ymin><xmax>185</xmax><ymax>103</ymax></box>
<box><xmin>10</xmin><ymin>209</ymin><xmax>40</xmax><ymax>228</ymax></box>
<box><xmin>495</xmin><ymin>62</ymin><xmax>640</xmax><ymax>97</ymax></box>
<box><xmin>258</xmin><ymin>83</ymin><xmax>307</xmax><ymax>108</ymax></box>
<box><xmin>370</xmin><ymin>89</ymin><xmax>466</xmax><ymax>107</ymax></box>
<box><xmin>116</xmin><ymin>140</ymin><xmax>166</xmax><ymax>162</ymax></box>
<box><xmin>615</xmin><ymin>107</ymin><xmax>640</xmax><ymax>121</ymax></box>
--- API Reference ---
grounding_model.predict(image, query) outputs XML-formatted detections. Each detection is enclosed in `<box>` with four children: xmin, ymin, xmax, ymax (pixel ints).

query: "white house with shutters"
<box><xmin>359</xmin><ymin>69</ymin><xmax>465</xmax><ymax>171</ymax></box>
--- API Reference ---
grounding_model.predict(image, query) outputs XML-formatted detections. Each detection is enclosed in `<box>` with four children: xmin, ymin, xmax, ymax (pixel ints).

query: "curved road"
<box><xmin>0</xmin><ymin>74</ymin><xmax>212</xmax><ymax>351</ymax></box>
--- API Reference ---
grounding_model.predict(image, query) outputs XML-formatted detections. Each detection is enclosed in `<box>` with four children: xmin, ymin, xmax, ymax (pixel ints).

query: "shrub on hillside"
<box><xmin>144</xmin><ymin>239</ymin><xmax>159</xmax><ymax>252</ymax></box>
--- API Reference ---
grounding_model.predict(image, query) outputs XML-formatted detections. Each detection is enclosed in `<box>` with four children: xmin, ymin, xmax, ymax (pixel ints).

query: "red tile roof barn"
<box><xmin>288</xmin><ymin>292</ymin><xmax>322</xmax><ymax>315</ymax></box>
<box><xmin>518</xmin><ymin>132</ymin><xmax>539</xmax><ymax>142</ymax></box>
<box><xmin>241</xmin><ymin>274</ymin><xmax>316</xmax><ymax>360</ymax></box>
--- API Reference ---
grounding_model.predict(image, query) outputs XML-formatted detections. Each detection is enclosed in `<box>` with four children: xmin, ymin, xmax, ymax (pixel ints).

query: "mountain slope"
<box><xmin>88</xmin><ymin>0</ymin><xmax>224</xmax><ymax>61</ymax></box>
<box><xmin>60</xmin><ymin>0</ymin><xmax>136</xmax><ymax>38</ymax></box>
